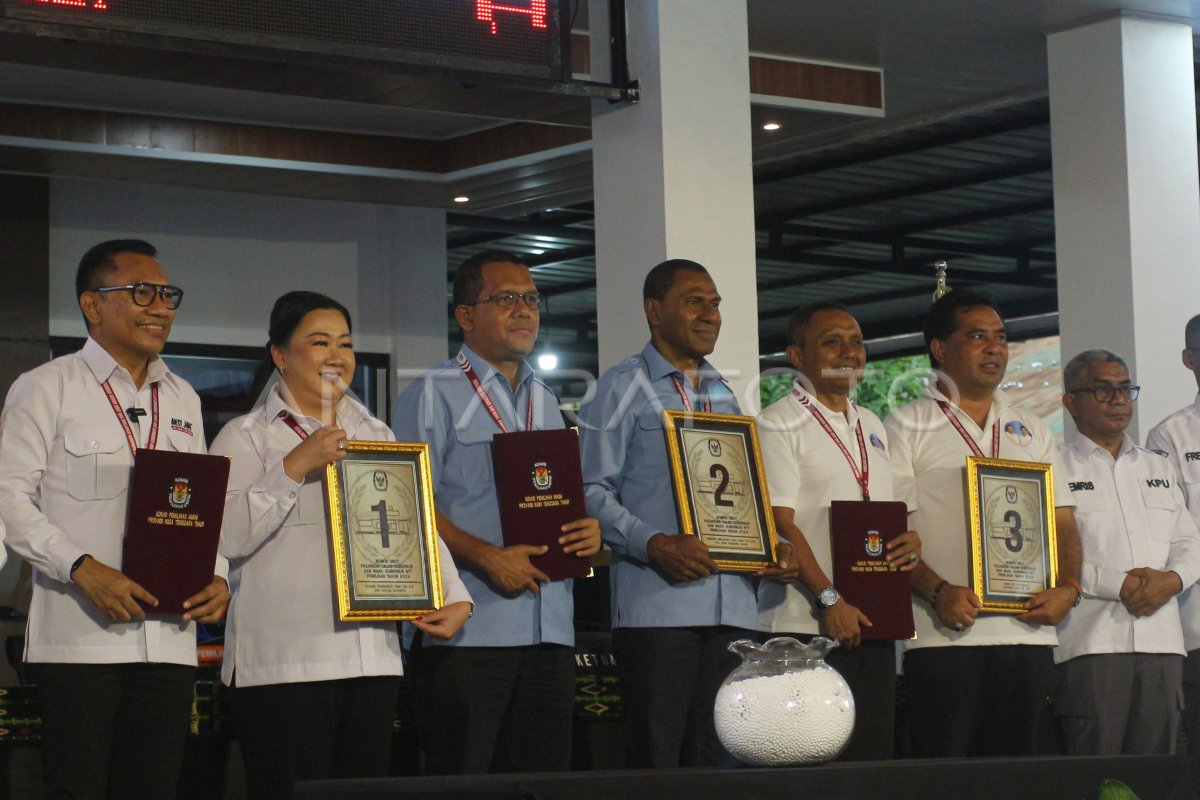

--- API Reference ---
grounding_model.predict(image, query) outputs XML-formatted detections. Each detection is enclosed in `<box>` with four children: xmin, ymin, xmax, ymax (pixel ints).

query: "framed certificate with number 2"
<box><xmin>661</xmin><ymin>410</ymin><xmax>779</xmax><ymax>572</ymax></box>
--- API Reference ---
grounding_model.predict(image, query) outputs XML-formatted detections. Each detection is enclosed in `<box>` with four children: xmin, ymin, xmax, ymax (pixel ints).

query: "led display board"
<box><xmin>2</xmin><ymin>0</ymin><xmax>568</xmax><ymax>80</ymax></box>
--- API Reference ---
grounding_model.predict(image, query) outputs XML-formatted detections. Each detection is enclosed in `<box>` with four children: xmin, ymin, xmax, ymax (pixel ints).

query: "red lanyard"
<box><xmin>936</xmin><ymin>400</ymin><xmax>1000</xmax><ymax>458</ymax></box>
<box><xmin>457</xmin><ymin>351</ymin><xmax>533</xmax><ymax>433</ymax></box>
<box><xmin>671</xmin><ymin>375</ymin><xmax>712</xmax><ymax>413</ymax></box>
<box><xmin>101</xmin><ymin>380</ymin><xmax>159</xmax><ymax>457</ymax></box>
<box><xmin>795</xmin><ymin>390</ymin><xmax>870</xmax><ymax>501</ymax></box>
<box><xmin>278</xmin><ymin>410</ymin><xmax>310</xmax><ymax>441</ymax></box>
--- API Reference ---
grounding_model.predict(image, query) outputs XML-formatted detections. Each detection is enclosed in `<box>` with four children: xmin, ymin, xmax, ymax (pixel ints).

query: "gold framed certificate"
<box><xmin>966</xmin><ymin>456</ymin><xmax>1059</xmax><ymax>613</ymax></box>
<box><xmin>324</xmin><ymin>441</ymin><xmax>444</xmax><ymax>621</ymax></box>
<box><xmin>662</xmin><ymin>410</ymin><xmax>779</xmax><ymax>572</ymax></box>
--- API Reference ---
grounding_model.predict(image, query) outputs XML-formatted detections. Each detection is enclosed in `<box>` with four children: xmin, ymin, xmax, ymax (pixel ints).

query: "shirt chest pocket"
<box><xmin>164</xmin><ymin>429</ymin><xmax>197</xmax><ymax>453</ymax></box>
<box><xmin>1070</xmin><ymin>489</ymin><xmax>1110</xmax><ymax>515</ymax></box>
<box><xmin>290</xmin><ymin>478</ymin><xmax>326</xmax><ymax>526</ymax></box>
<box><xmin>450</xmin><ymin>425</ymin><xmax>495</xmax><ymax>484</ymax></box>
<box><xmin>633</xmin><ymin>411</ymin><xmax>668</xmax><ymax>470</ymax></box>
<box><xmin>1140</xmin><ymin>484</ymin><xmax>1178</xmax><ymax>543</ymax></box>
<box><xmin>62</xmin><ymin>429</ymin><xmax>130</xmax><ymax>501</ymax></box>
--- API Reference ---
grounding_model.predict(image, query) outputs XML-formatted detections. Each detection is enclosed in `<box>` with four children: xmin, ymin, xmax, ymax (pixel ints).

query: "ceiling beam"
<box><xmin>756</xmin><ymin>247</ymin><xmax>1057</xmax><ymax>290</ymax></box>
<box><xmin>777</xmin><ymin>223</ymin><xmax>1057</xmax><ymax>261</ymax></box>
<box><xmin>888</xmin><ymin>197</ymin><xmax>1055</xmax><ymax>235</ymax></box>
<box><xmin>754</xmin><ymin>107</ymin><xmax>1050</xmax><ymax>186</ymax></box>
<box><xmin>758</xmin><ymin>157</ymin><xmax>1052</xmax><ymax>228</ymax></box>
<box><xmin>446</xmin><ymin>212</ymin><xmax>595</xmax><ymax>244</ymax></box>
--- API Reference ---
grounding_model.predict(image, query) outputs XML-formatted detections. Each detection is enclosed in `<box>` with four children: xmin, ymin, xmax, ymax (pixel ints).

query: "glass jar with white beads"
<box><xmin>714</xmin><ymin>636</ymin><xmax>855</xmax><ymax>766</ymax></box>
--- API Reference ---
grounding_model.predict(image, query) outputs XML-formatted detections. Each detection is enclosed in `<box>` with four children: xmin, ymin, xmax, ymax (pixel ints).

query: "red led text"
<box><xmin>476</xmin><ymin>0</ymin><xmax>547</xmax><ymax>35</ymax></box>
<box><xmin>21</xmin><ymin>0</ymin><xmax>108</xmax><ymax>8</ymax></box>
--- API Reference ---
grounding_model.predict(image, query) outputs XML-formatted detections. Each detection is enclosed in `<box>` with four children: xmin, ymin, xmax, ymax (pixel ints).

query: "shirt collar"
<box><xmin>81</xmin><ymin>336</ymin><xmax>169</xmax><ymax>386</ymax></box>
<box><xmin>790</xmin><ymin>381</ymin><xmax>858</xmax><ymax>426</ymax></box>
<box><xmin>266</xmin><ymin>383</ymin><xmax>370</xmax><ymax>433</ymax></box>
<box><xmin>459</xmin><ymin>343</ymin><xmax>534</xmax><ymax>392</ymax></box>
<box><xmin>924</xmin><ymin>385</ymin><xmax>1010</xmax><ymax>422</ymax></box>
<box><xmin>640</xmin><ymin>342</ymin><xmax>725</xmax><ymax>388</ymax></box>
<box><xmin>1068</xmin><ymin>431</ymin><xmax>1136</xmax><ymax>460</ymax></box>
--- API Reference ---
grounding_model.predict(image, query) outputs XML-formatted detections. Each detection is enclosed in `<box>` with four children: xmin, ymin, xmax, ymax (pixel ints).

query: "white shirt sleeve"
<box><xmin>0</xmin><ymin>370</ymin><xmax>76</xmax><ymax>582</ymax></box>
<box><xmin>211</xmin><ymin>415</ymin><xmax>304</xmax><ymax>560</ymax></box>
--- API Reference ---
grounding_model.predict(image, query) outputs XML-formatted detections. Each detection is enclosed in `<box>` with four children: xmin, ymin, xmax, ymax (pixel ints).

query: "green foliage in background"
<box><xmin>759</xmin><ymin>354</ymin><xmax>933</xmax><ymax>421</ymax></box>
<box><xmin>1098</xmin><ymin>779</ymin><xmax>1140</xmax><ymax>800</ymax></box>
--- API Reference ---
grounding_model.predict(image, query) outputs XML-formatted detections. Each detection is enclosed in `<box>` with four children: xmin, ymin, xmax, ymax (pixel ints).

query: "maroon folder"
<box><xmin>491</xmin><ymin>428</ymin><xmax>590</xmax><ymax>581</ymax></box>
<box><xmin>121</xmin><ymin>449</ymin><xmax>230</xmax><ymax>615</ymax></box>
<box><xmin>829</xmin><ymin>500</ymin><xmax>915</xmax><ymax>640</ymax></box>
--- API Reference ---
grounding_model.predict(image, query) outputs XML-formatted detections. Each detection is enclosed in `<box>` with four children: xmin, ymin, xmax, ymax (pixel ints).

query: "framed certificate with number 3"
<box><xmin>966</xmin><ymin>456</ymin><xmax>1059</xmax><ymax>613</ymax></box>
<box><xmin>662</xmin><ymin>410</ymin><xmax>779</xmax><ymax>572</ymax></box>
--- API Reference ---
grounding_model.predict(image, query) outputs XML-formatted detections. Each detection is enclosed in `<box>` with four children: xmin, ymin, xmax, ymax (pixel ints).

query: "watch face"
<box><xmin>819</xmin><ymin>587</ymin><xmax>839</xmax><ymax>608</ymax></box>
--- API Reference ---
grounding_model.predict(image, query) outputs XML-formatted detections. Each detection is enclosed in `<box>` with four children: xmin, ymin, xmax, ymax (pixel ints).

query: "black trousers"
<box><xmin>413</xmin><ymin>643</ymin><xmax>575</xmax><ymax>775</ymax></box>
<box><xmin>613</xmin><ymin>625</ymin><xmax>751</xmax><ymax>769</ymax></box>
<box><xmin>36</xmin><ymin>661</ymin><xmax>195</xmax><ymax>800</ymax></box>
<box><xmin>903</xmin><ymin>644</ymin><xmax>1054</xmax><ymax>757</ymax></box>
<box><xmin>232</xmin><ymin>676</ymin><xmax>400</xmax><ymax>800</ymax></box>
<box><xmin>774</xmin><ymin>634</ymin><xmax>896</xmax><ymax>760</ymax></box>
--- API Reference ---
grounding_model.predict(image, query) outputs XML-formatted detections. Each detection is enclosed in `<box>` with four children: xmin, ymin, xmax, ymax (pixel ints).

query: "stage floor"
<box><xmin>296</xmin><ymin>753</ymin><xmax>1199</xmax><ymax>800</ymax></box>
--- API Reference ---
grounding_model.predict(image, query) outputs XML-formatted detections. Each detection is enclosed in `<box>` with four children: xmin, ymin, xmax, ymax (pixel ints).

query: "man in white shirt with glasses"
<box><xmin>0</xmin><ymin>240</ymin><xmax>228</xmax><ymax>799</ymax></box>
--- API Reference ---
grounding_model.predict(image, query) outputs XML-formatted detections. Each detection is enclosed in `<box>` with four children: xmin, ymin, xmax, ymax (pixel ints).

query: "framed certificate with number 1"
<box><xmin>662</xmin><ymin>410</ymin><xmax>779</xmax><ymax>572</ymax></box>
<box><xmin>324</xmin><ymin>441</ymin><xmax>444</xmax><ymax>621</ymax></box>
<box><xmin>966</xmin><ymin>456</ymin><xmax>1059</xmax><ymax>613</ymax></box>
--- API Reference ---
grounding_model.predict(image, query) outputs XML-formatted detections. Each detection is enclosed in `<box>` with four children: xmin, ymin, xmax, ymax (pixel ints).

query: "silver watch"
<box><xmin>817</xmin><ymin>586</ymin><xmax>840</xmax><ymax>609</ymax></box>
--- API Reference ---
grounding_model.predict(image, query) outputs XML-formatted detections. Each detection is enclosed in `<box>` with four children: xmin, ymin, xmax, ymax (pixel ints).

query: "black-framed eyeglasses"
<box><xmin>93</xmin><ymin>282</ymin><xmax>184</xmax><ymax>310</ymax></box>
<box><xmin>1068</xmin><ymin>384</ymin><xmax>1140</xmax><ymax>403</ymax></box>
<box><xmin>465</xmin><ymin>292</ymin><xmax>544</xmax><ymax>310</ymax></box>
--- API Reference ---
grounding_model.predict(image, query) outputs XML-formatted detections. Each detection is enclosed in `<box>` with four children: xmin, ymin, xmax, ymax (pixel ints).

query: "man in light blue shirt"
<box><xmin>579</xmin><ymin>259</ymin><xmax>758</xmax><ymax>767</ymax></box>
<box><xmin>393</xmin><ymin>250</ymin><xmax>600</xmax><ymax>774</ymax></box>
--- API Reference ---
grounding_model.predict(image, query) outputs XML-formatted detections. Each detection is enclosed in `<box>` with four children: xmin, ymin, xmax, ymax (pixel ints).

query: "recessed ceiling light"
<box><xmin>453</xmin><ymin>195</ymin><xmax>470</xmax><ymax>203</ymax></box>
<box><xmin>762</xmin><ymin>122</ymin><xmax>781</xmax><ymax>131</ymax></box>
<box><xmin>530</xmin><ymin>249</ymin><xmax>545</xmax><ymax>255</ymax></box>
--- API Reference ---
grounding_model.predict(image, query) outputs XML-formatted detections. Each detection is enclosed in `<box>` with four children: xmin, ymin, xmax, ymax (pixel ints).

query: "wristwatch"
<box><xmin>817</xmin><ymin>586</ymin><xmax>841</xmax><ymax>609</ymax></box>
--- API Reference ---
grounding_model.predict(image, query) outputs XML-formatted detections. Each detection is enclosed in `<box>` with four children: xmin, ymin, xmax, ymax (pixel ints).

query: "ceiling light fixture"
<box><xmin>453</xmin><ymin>195</ymin><xmax>470</xmax><ymax>203</ymax></box>
<box><xmin>762</xmin><ymin>122</ymin><xmax>782</xmax><ymax>131</ymax></box>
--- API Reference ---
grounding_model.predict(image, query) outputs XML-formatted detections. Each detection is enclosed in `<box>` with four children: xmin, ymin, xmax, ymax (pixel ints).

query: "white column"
<box><xmin>359</xmin><ymin>205</ymin><xmax>448</xmax><ymax>408</ymax></box>
<box><xmin>1049</xmin><ymin>16</ymin><xmax>1200</xmax><ymax>437</ymax></box>
<box><xmin>591</xmin><ymin>0</ymin><xmax>760</xmax><ymax>407</ymax></box>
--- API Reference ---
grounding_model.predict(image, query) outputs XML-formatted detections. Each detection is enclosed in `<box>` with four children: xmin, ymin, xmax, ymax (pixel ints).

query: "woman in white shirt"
<box><xmin>211</xmin><ymin>291</ymin><xmax>472</xmax><ymax>798</ymax></box>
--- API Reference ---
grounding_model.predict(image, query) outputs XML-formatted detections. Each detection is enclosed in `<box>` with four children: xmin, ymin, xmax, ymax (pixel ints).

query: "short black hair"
<box><xmin>923</xmin><ymin>289</ymin><xmax>1003</xmax><ymax>367</ymax></box>
<box><xmin>1185</xmin><ymin>313</ymin><xmax>1200</xmax><ymax>349</ymax></box>
<box><xmin>786</xmin><ymin>301</ymin><xmax>852</xmax><ymax>348</ymax></box>
<box><xmin>249</xmin><ymin>290</ymin><xmax>353</xmax><ymax>403</ymax></box>
<box><xmin>76</xmin><ymin>239</ymin><xmax>158</xmax><ymax>328</ymax></box>
<box><xmin>642</xmin><ymin>259</ymin><xmax>708</xmax><ymax>301</ymax></box>
<box><xmin>452</xmin><ymin>250</ymin><xmax>528</xmax><ymax>309</ymax></box>
<box><xmin>267</xmin><ymin>290</ymin><xmax>352</xmax><ymax>351</ymax></box>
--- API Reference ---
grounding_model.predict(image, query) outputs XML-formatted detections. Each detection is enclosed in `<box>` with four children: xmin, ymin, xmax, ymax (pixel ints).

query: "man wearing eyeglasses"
<box><xmin>393</xmin><ymin>249</ymin><xmax>600</xmax><ymax>774</ymax></box>
<box><xmin>0</xmin><ymin>240</ymin><xmax>229</xmax><ymax>798</ymax></box>
<box><xmin>1055</xmin><ymin>349</ymin><xmax>1200</xmax><ymax>754</ymax></box>
<box><xmin>1145</xmin><ymin>313</ymin><xmax>1200</xmax><ymax>754</ymax></box>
